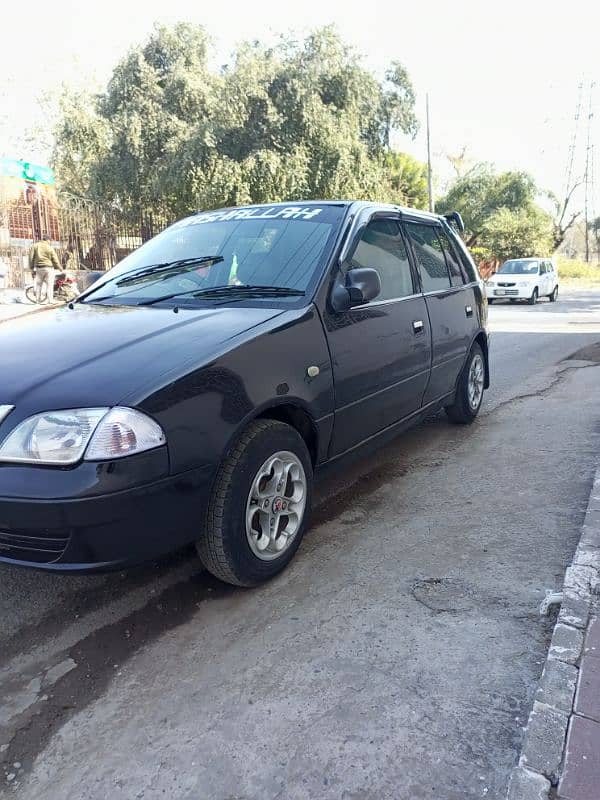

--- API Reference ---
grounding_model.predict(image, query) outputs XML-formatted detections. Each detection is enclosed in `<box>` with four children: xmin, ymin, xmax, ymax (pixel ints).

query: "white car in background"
<box><xmin>486</xmin><ymin>258</ymin><xmax>559</xmax><ymax>305</ymax></box>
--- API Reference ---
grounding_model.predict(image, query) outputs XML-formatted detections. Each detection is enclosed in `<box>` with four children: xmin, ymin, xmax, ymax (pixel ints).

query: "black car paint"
<box><xmin>0</xmin><ymin>201</ymin><xmax>488</xmax><ymax>570</ymax></box>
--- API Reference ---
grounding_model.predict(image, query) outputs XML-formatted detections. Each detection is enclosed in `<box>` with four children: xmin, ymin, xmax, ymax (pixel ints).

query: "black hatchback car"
<box><xmin>0</xmin><ymin>202</ymin><xmax>489</xmax><ymax>585</ymax></box>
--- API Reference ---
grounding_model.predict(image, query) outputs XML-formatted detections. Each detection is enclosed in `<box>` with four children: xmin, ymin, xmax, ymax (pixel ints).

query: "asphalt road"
<box><xmin>2</xmin><ymin>286</ymin><xmax>600</xmax><ymax>800</ymax></box>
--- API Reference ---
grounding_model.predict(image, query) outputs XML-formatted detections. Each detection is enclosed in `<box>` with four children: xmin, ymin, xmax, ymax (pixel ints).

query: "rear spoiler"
<box><xmin>444</xmin><ymin>211</ymin><xmax>465</xmax><ymax>233</ymax></box>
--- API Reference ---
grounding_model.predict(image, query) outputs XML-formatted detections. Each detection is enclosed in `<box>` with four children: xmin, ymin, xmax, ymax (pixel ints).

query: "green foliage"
<box><xmin>52</xmin><ymin>23</ymin><xmax>418</xmax><ymax>218</ymax></box>
<box><xmin>436</xmin><ymin>165</ymin><xmax>538</xmax><ymax>246</ymax></box>
<box><xmin>480</xmin><ymin>207</ymin><xmax>554</xmax><ymax>262</ymax></box>
<box><xmin>385</xmin><ymin>152</ymin><xmax>428</xmax><ymax>209</ymax></box>
<box><xmin>556</xmin><ymin>256</ymin><xmax>600</xmax><ymax>283</ymax></box>
<box><xmin>437</xmin><ymin>164</ymin><xmax>555</xmax><ymax>261</ymax></box>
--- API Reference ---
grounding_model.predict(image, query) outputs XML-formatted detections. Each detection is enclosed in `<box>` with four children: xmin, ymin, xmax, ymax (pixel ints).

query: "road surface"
<box><xmin>1</xmin><ymin>287</ymin><xmax>600</xmax><ymax>799</ymax></box>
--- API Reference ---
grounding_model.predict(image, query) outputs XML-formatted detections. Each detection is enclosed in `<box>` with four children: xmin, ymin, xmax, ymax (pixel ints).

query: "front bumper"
<box><xmin>0</xmin><ymin>451</ymin><xmax>214</xmax><ymax>571</ymax></box>
<box><xmin>486</xmin><ymin>285</ymin><xmax>534</xmax><ymax>300</ymax></box>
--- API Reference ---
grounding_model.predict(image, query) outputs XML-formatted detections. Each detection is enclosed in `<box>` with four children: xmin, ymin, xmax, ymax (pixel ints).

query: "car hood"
<box><xmin>0</xmin><ymin>303</ymin><xmax>284</xmax><ymax>414</ymax></box>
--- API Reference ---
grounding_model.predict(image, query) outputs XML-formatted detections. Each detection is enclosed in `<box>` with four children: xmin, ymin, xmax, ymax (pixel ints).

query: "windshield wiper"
<box><xmin>80</xmin><ymin>256</ymin><xmax>225</xmax><ymax>302</ymax></box>
<box><xmin>138</xmin><ymin>284</ymin><xmax>306</xmax><ymax>307</ymax></box>
<box><xmin>116</xmin><ymin>256</ymin><xmax>224</xmax><ymax>286</ymax></box>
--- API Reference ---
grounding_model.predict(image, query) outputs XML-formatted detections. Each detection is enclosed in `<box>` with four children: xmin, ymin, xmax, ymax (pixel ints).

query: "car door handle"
<box><xmin>465</xmin><ymin>305</ymin><xmax>473</xmax><ymax>317</ymax></box>
<box><xmin>412</xmin><ymin>320</ymin><xmax>424</xmax><ymax>334</ymax></box>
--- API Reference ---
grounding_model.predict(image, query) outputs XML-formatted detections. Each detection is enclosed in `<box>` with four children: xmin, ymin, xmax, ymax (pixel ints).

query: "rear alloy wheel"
<box><xmin>445</xmin><ymin>343</ymin><xmax>485</xmax><ymax>424</ymax></box>
<box><xmin>528</xmin><ymin>287</ymin><xmax>538</xmax><ymax>305</ymax></box>
<box><xmin>197</xmin><ymin>419</ymin><xmax>312</xmax><ymax>587</ymax></box>
<box><xmin>549</xmin><ymin>285</ymin><xmax>558</xmax><ymax>302</ymax></box>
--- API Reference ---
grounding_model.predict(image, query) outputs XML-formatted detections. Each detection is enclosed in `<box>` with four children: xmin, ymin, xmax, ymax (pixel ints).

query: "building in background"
<box><xmin>0</xmin><ymin>158</ymin><xmax>59</xmax><ymax>240</ymax></box>
<box><xmin>0</xmin><ymin>158</ymin><xmax>60</xmax><ymax>286</ymax></box>
<box><xmin>0</xmin><ymin>159</ymin><xmax>166</xmax><ymax>289</ymax></box>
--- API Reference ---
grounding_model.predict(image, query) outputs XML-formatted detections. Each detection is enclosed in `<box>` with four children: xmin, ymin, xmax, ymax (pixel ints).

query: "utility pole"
<box><xmin>426</xmin><ymin>93</ymin><xmax>434</xmax><ymax>213</ymax></box>
<box><xmin>584</xmin><ymin>81</ymin><xmax>595</xmax><ymax>263</ymax></box>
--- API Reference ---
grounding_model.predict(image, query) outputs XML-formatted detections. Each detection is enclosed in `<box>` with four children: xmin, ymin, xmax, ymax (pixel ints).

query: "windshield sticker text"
<box><xmin>177</xmin><ymin>206</ymin><xmax>324</xmax><ymax>227</ymax></box>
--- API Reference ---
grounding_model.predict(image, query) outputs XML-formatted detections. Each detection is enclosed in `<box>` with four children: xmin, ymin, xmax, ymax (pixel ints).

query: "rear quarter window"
<box><xmin>443</xmin><ymin>225</ymin><xmax>480</xmax><ymax>283</ymax></box>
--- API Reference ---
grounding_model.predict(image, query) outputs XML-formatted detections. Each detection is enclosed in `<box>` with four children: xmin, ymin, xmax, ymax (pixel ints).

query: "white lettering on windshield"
<box><xmin>175</xmin><ymin>206</ymin><xmax>324</xmax><ymax>227</ymax></box>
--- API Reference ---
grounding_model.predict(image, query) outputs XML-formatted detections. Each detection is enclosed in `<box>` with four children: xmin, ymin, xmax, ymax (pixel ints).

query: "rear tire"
<box><xmin>445</xmin><ymin>343</ymin><xmax>485</xmax><ymax>425</ymax></box>
<box><xmin>528</xmin><ymin>287</ymin><xmax>538</xmax><ymax>305</ymax></box>
<box><xmin>25</xmin><ymin>286</ymin><xmax>38</xmax><ymax>304</ymax></box>
<box><xmin>197</xmin><ymin>419</ymin><xmax>313</xmax><ymax>587</ymax></box>
<box><xmin>549</xmin><ymin>285</ymin><xmax>558</xmax><ymax>302</ymax></box>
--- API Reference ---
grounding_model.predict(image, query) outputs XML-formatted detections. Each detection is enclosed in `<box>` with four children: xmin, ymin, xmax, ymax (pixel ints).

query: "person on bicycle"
<box><xmin>29</xmin><ymin>235</ymin><xmax>61</xmax><ymax>304</ymax></box>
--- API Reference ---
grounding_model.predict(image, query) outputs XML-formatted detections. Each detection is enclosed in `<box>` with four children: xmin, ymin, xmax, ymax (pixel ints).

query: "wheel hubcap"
<box><xmin>245</xmin><ymin>451</ymin><xmax>307</xmax><ymax>561</ymax></box>
<box><xmin>467</xmin><ymin>354</ymin><xmax>484</xmax><ymax>411</ymax></box>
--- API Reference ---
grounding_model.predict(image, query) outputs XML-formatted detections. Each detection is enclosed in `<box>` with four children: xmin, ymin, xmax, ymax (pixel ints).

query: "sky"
<box><xmin>1</xmin><ymin>0</ymin><xmax>598</xmax><ymax>213</ymax></box>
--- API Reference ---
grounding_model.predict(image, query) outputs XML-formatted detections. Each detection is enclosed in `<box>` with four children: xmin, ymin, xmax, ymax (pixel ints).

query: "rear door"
<box><xmin>324</xmin><ymin>216</ymin><xmax>432</xmax><ymax>456</ymax></box>
<box><xmin>403</xmin><ymin>219</ymin><xmax>475</xmax><ymax>403</ymax></box>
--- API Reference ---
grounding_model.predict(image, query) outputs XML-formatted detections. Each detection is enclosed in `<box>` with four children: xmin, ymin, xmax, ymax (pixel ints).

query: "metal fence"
<box><xmin>0</xmin><ymin>190</ymin><xmax>169</xmax><ymax>289</ymax></box>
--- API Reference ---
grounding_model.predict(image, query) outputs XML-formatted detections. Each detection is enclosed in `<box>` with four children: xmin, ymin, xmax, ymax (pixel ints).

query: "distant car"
<box><xmin>0</xmin><ymin>201</ymin><xmax>489</xmax><ymax>586</ymax></box>
<box><xmin>486</xmin><ymin>258</ymin><xmax>558</xmax><ymax>305</ymax></box>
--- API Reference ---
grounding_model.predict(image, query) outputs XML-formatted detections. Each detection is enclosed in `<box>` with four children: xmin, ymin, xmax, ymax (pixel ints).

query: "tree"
<box><xmin>547</xmin><ymin>187</ymin><xmax>581</xmax><ymax>250</ymax></box>
<box><xmin>591</xmin><ymin>217</ymin><xmax>600</xmax><ymax>261</ymax></box>
<box><xmin>446</xmin><ymin>145</ymin><xmax>473</xmax><ymax>179</ymax></box>
<box><xmin>480</xmin><ymin>207</ymin><xmax>554</xmax><ymax>262</ymax></box>
<box><xmin>436</xmin><ymin>165</ymin><xmax>538</xmax><ymax>248</ymax></box>
<box><xmin>52</xmin><ymin>23</ymin><xmax>419</xmax><ymax>218</ymax></box>
<box><xmin>385</xmin><ymin>152</ymin><xmax>428</xmax><ymax>208</ymax></box>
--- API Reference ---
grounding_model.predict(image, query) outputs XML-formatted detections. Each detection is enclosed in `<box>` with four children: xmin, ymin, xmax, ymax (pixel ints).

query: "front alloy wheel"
<box><xmin>197</xmin><ymin>419</ymin><xmax>313</xmax><ymax>586</ymax></box>
<box><xmin>245</xmin><ymin>451</ymin><xmax>307</xmax><ymax>561</ymax></box>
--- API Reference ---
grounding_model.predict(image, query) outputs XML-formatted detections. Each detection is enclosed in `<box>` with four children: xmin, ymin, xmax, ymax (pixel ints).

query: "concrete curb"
<box><xmin>507</xmin><ymin>467</ymin><xmax>600</xmax><ymax>799</ymax></box>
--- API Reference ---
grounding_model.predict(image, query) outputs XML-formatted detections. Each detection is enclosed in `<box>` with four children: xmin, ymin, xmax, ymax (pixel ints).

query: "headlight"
<box><xmin>0</xmin><ymin>407</ymin><xmax>165</xmax><ymax>465</ymax></box>
<box><xmin>517</xmin><ymin>281</ymin><xmax>530</xmax><ymax>287</ymax></box>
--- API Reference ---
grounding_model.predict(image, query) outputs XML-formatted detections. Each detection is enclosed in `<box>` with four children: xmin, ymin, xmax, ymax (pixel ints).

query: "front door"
<box><xmin>323</xmin><ymin>217</ymin><xmax>432</xmax><ymax>457</ymax></box>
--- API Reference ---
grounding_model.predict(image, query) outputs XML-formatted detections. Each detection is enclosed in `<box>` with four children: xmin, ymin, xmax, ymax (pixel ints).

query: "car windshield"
<box><xmin>497</xmin><ymin>260</ymin><xmax>540</xmax><ymax>275</ymax></box>
<box><xmin>81</xmin><ymin>205</ymin><xmax>345</xmax><ymax>306</ymax></box>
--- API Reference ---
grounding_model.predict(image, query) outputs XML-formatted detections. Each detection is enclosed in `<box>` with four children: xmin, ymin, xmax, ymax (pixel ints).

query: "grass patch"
<box><xmin>557</xmin><ymin>257</ymin><xmax>600</xmax><ymax>283</ymax></box>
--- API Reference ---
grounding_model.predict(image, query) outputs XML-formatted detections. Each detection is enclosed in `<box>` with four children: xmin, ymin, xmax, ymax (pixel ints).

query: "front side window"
<box><xmin>81</xmin><ymin>205</ymin><xmax>345</xmax><ymax>307</ymax></box>
<box><xmin>349</xmin><ymin>218</ymin><xmax>415</xmax><ymax>301</ymax></box>
<box><xmin>404</xmin><ymin>223</ymin><xmax>452</xmax><ymax>292</ymax></box>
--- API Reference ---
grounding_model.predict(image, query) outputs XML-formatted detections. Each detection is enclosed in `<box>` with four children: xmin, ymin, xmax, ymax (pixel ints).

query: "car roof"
<box><xmin>190</xmin><ymin>200</ymin><xmax>447</xmax><ymax>224</ymax></box>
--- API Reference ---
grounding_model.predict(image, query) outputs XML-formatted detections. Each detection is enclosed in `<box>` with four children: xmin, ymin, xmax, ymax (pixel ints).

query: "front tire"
<box><xmin>528</xmin><ymin>287</ymin><xmax>538</xmax><ymax>305</ymax></box>
<box><xmin>197</xmin><ymin>419</ymin><xmax>313</xmax><ymax>587</ymax></box>
<box><xmin>487</xmin><ymin>298</ymin><xmax>494</xmax><ymax>305</ymax></box>
<box><xmin>445</xmin><ymin>343</ymin><xmax>485</xmax><ymax>424</ymax></box>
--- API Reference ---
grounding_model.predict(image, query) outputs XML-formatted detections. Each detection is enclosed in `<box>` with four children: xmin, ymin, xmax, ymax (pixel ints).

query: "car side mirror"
<box><xmin>331</xmin><ymin>268</ymin><xmax>381</xmax><ymax>312</ymax></box>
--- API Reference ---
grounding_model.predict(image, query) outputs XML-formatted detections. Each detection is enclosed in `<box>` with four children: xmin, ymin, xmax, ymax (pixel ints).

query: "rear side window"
<box><xmin>446</xmin><ymin>228</ymin><xmax>479</xmax><ymax>283</ymax></box>
<box><xmin>404</xmin><ymin>223</ymin><xmax>451</xmax><ymax>292</ymax></box>
<box><xmin>349</xmin><ymin>218</ymin><xmax>415</xmax><ymax>301</ymax></box>
<box><xmin>437</xmin><ymin>229</ymin><xmax>465</xmax><ymax>287</ymax></box>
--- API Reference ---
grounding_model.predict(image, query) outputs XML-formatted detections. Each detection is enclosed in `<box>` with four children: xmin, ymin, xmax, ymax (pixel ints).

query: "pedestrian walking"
<box><xmin>29</xmin><ymin>235</ymin><xmax>60</xmax><ymax>304</ymax></box>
